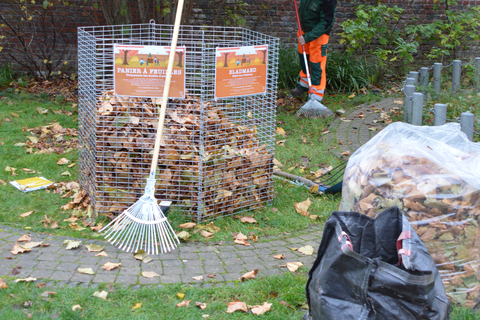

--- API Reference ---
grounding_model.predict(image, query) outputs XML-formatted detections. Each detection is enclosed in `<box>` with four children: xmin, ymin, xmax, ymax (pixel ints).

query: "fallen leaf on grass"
<box><xmin>240</xmin><ymin>216</ymin><xmax>257</xmax><ymax>224</ymax></box>
<box><xmin>5</xmin><ymin>166</ymin><xmax>17</xmax><ymax>176</ymax></box>
<box><xmin>142</xmin><ymin>271</ymin><xmax>159</xmax><ymax>278</ymax></box>
<box><xmin>239</xmin><ymin>269</ymin><xmax>258</xmax><ymax>281</ymax></box>
<box><xmin>17</xmin><ymin>234</ymin><xmax>32</xmax><ymax>242</ymax></box>
<box><xmin>61</xmin><ymin>170</ymin><xmax>71</xmax><ymax>176</ymax></box>
<box><xmin>177</xmin><ymin>293</ymin><xmax>185</xmax><ymax>299</ymax></box>
<box><xmin>340</xmin><ymin>151</ymin><xmax>351</xmax><ymax>157</ymax></box>
<box><xmin>273</xmin><ymin>158</ymin><xmax>283</xmax><ymax>167</ymax></box>
<box><xmin>285</xmin><ymin>262</ymin><xmax>304</xmax><ymax>272</ymax></box>
<box><xmin>36</xmin><ymin>282</ymin><xmax>46</xmax><ymax>288</ymax></box>
<box><xmin>0</xmin><ymin>179</ymin><xmax>6</xmax><ymax>186</ymax></box>
<box><xmin>226</xmin><ymin>301</ymin><xmax>248</xmax><ymax>313</ymax></box>
<box><xmin>93</xmin><ymin>291</ymin><xmax>108</xmax><ymax>300</ymax></box>
<box><xmin>280</xmin><ymin>301</ymin><xmax>295</xmax><ymax>309</ymax></box>
<box><xmin>68</xmin><ymin>222</ymin><xmax>87</xmax><ymax>231</ymax></box>
<box><xmin>250</xmin><ymin>302</ymin><xmax>273</xmax><ymax>315</ymax></box>
<box><xmin>15</xmin><ymin>277</ymin><xmax>37</xmax><ymax>283</ymax></box>
<box><xmin>309</xmin><ymin>215</ymin><xmax>319</xmax><ymax>221</ymax></box>
<box><xmin>275</xmin><ymin>127</ymin><xmax>286</xmax><ymax>137</ymax></box>
<box><xmin>40</xmin><ymin>291</ymin><xmax>57</xmax><ymax>298</ymax></box>
<box><xmin>273</xmin><ymin>254</ymin><xmax>285</xmax><ymax>260</ymax></box>
<box><xmin>63</xmin><ymin>240</ymin><xmax>81</xmax><ymax>250</ymax></box>
<box><xmin>201</xmin><ymin>230</ymin><xmax>213</xmax><ymax>239</ymax></box>
<box><xmin>177</xmin><ymin>231</ymin><xmax>191</xmax><ymax>241</ymax></box>
<box><xmin>0</xmin><ymin>278</ymin><xmax>8</xmax><ymax>289</ymax></box>
<box><xmin>192</xmin><ymin>275</ymin><xmax>204</xmax><ymax>281</ymax></box>
<box><xmin>233</xmin><ymin>232</ymin><xmax>250</xmax><ymax>246</ymax></box>
<box><xmin>36</xmin><ymin>107</ymin><xmax>49</xmax><ymax>114</ymax></box>
<box><xmin>22</xmin><ymin>168</ymin><xmax>36</xmax><ymax>173</ymax></box>
<box><xmin>11</xmin><ymin>242</ymin><xmax>31</xmax><ymax>255</ymax></box>
<box><xmin>298</xmin><ymin>245</ymin><xmax>314</xmax><ymax>256</ymax></box>
<box><xmin>204</xmin><ymin>222</ymin><xmax>220</xmax><ymax>233</ymax></box>
<box><xmin>85</xmin><ymin>244</ymin><xmax>104</xmax><ymax>252</ymax></box>
<box><xmin>195</xmin><ymin>302</ymin><xmax>207</xmax><ymax>310</ymax></box>
<box><xmin>95</xmin><ymin>251</ymin><xmax>108</xmax><ymax>257</ymax></box>
<box><xmin>57</xmin><ymin>158</ymin><xmax>69</xmax><ymax>165</ymax></box>
<box><xmin>348</xmin><ymin>94</ymin><xmax>355</xmax><ymax>99</ymax></box>
<box><xmin>132</xmin><ymin>303</ymin><xmax>142</xmax><ymax>310</ymax></box>
<box><xmin>294</xmin><ymin>198</ymin><xmax>312</xmax><ymax>217</ymax></box>
<box><xmin>102</xmin><ymin>262</ymin><xmax>121</xmax><ymax>271</ymax></box>
<box><xmin>71</xmin><ymin>305</ymin><xmax>82</xmax><ymax>311</ymax></box>
<box><xmin>77</xmin><ymin>268</ymin><xmax>95</xmax><ymax>275</ymax></box>
<box><xmin>176</xmin><ymin>300</ymin><xmax>191</xmax><ymax>307</ymax></box>
<box><xmin>179</xmin><ymin>222</ymin><xmax>196</xmax><ymax>229</ymax></box>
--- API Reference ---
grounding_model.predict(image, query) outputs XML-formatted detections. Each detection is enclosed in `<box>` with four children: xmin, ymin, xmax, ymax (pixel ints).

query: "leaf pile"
<box><xmin>22</xmin><ymin>122</ymin><xmax>78</xmax><ymax>154</ymax></box>
<box><xmin>90</xmin><ymin>92</ymin><xmax>274</xmax><ymax>221</ymax></box>
<box><xmin>341</xmin><ymin>154</ymin><xmax>480</xmax><ymax>306</ymax></box>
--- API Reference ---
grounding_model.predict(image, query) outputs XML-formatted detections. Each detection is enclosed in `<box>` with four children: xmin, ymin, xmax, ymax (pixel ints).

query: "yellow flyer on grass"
<box><xmin>215</xmin><ymin>45</ymin><xmax>268</xmax><ymax>99</ymax></box>
<box><xmin>114</xmin><ymin>44</ymin><xmax>185</xmax><ymax>98</ymax></box>
<box><xmin>9</xmin><ymin>177</ymin><xmax>54</xmax><ymax>192</ymax></box>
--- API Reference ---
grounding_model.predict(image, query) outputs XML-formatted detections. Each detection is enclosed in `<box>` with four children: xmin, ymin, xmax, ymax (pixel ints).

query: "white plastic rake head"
<box><xmin>100</xmin><ymin>178</ymin><xmax>179</xmax><ymax>255</ymax></box>
<box><xmin>295</xmin><ymin>99</ymin><xmax>334</xmax><ymax>119</ymax></box>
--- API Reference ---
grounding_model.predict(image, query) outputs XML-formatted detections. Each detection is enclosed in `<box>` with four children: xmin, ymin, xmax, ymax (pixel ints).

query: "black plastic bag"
<box><xmin>304</xmin><ymin>207</ymin><xmax>450</xmax><ymax>320</ymax></box>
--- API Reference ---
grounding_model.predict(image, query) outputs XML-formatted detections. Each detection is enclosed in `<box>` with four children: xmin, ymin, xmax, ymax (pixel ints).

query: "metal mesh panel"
<box><xmin>78</xmin><ymin>23</ymin><xmax>278</xmax><ymax>222</ymax></box>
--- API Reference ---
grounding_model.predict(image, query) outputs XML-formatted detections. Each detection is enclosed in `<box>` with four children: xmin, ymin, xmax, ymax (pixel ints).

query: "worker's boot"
<box><xmin>290</xmin><ymin>87</ymin><xmax>308</xmax><ymax>96</ymax></box>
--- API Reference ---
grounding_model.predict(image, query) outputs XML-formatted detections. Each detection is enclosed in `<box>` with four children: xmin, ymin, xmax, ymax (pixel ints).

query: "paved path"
<box><xmin>326</xmin><ymin>98</ymin><xmax>401</xmax><ymax>158</ymax></box>
<box><xmin>0</xmin><ymin>224</ymin><xmax>321</xmax><ymax>289</ymax></box>
<box><xmin>0</xmin><ymin>98</ymin><xmax>399</xmax><ymax>289</ymax></box>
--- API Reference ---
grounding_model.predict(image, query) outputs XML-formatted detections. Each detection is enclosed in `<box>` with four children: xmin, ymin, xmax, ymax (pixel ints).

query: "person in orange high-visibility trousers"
<box><xmin>290</xmin><ymin>0</ymin><xmax>337</xmax><ymax>102</ymax></box>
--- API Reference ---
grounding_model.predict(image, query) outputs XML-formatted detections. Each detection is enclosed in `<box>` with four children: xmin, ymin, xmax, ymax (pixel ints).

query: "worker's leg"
<box><xmin>307</xmin><ymin>34</ymin><xmax>329</xmax><ymax>101</ymax></box>
<box><xmin>291</xmin><ymin>31</ymin><xmax>310</xmax><ymax>95</ymax></box>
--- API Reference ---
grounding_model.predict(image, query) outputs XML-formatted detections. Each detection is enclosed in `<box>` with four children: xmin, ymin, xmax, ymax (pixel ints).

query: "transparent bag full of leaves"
<box><xmin>339</xmin><ymin>122</ymin><xmax>480</xmax><ymax>307</ymax></box>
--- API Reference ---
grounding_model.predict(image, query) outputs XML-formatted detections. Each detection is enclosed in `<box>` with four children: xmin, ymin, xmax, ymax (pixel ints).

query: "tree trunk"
<box><xmin>223</xmin><ymin>52</ymin><xmax>229</xmax><ymax>68</ymax></box>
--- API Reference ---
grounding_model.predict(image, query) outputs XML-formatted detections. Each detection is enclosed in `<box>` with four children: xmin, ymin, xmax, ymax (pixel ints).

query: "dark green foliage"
<box><xmin>278</xmin><ymin>46</ymin><xmax>378</xmax><ymax>93</ymax></box>
<box><xmin>0</xmin><ymin>63</ymin><xmax>15</xmax><ymax>88</ymax></box>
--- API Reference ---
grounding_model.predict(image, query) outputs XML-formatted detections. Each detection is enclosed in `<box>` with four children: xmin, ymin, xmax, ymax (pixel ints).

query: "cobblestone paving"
<box><xmin>0</xmin><ymin>224</ymin><xmax>322</xmax><ymax>288</ymax></box>
<box><xmin>326</xmin><ymin>98</ymin><xmax>401</xmax><ymax>157</ymax></box>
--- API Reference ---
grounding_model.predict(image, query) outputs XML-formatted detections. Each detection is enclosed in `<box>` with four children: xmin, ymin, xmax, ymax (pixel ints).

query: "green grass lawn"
<box><xmin>1</xmin><ymin>85</ymin><xmax>480</xmax><ymax>318</ymax></box>
<box><xmin>0</xmin><ymin>272</ymin><xmax>479</xmax><ymax>319</ymax></box>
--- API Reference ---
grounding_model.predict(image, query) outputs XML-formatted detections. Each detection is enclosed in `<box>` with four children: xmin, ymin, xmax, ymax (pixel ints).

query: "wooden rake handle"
<box><xmin>150</xmin><ymin>0</ymin><xmax>185</xmax><ymax>172</ymax></box>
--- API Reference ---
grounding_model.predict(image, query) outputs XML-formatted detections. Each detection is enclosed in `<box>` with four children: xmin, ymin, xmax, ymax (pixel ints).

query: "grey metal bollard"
<box><xmin>404</xmin><ymin>85</ymin><xmax>416</xmax><ymax>123</ymax></box>
<box><xmin>433</xmin><ymin>104</ymin><xmax>447</xmax><ymax>126</ymax></box>
<box><xmin>411</xmin><ymin>92</ymin><xmax>424</xmax><ymax>126</ymax></box>
<box><xmin>460</xmin><ymin>111</ymin><xmax>475</xmax><ymax>141</ymax></box>
<box><xmin>408</xmin><ymin>71</ymin><xmax>419</xmax><ymax>86</ymax></box>
<box><xmin>406</xmin><ymin>77</ymin><xmax>416</xmax><ymax>86</ymax></box>
<box><xmin>452</xmin><ymin>60</ymin><xmax>462</xmax><ymax>92</ymax></box>
<box><xmin>475</xmin><ymin>57</ymin><xmax>480</xmax><ymax>93</ymax></box>
<box><xmin>419</xmin><ymin>67</ymin><xmax>429</xmax><ymax>104</ymax></box>
<box><xmin>433</xmin><ymin>63</ymin><xmax>442</xmax><ymax>92</ymax></box>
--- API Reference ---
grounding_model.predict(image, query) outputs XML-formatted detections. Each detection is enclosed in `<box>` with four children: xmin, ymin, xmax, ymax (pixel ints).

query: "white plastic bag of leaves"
<box><xmin>339</xmin><ymin>122</ymin><xmax>480</xmax><ymax>307</ymax></box>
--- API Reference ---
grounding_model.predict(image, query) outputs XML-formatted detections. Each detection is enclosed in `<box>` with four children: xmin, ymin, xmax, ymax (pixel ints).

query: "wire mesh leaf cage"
<box><xmin>78</xmin><ymin>22</ymin><xmax>279</xmax><ymax>222</ymax></box>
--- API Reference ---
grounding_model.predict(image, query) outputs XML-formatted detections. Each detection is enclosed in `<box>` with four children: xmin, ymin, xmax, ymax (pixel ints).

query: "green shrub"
<box><xmin>326</xmin><ymin>51</ymin><xmax>379</xmax><ymax>93</ymax></box>
<box><xmin>0</xmin><ymin>63</ymin><xmax>15</xmax><ymax>88</ymax></box>
<box><xmin>278</xmin><ymin>45</ymin><xmax>301</xmax><ymax>90</ymax></box>
<box><xmin>278</xmin><ymin>46</ymin><xmax>378</xmax><ymax>93</ymax></box>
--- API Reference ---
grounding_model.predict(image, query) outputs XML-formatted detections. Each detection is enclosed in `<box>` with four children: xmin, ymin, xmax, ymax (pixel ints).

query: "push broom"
<box><xmin>100</xmin><ymin>0</ymin><xmax>185</xmax><ymax>255</ymax></box>
<box><xmin>293</xmin><ymin>0</ymin><xmax>334</xmax><ymax>119</ymax></box>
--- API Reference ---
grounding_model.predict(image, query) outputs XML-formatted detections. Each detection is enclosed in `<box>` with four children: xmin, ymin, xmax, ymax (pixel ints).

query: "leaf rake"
<box><xmin>100</xmin><ymin>1</ymin><xmax>186</xmax><ymax>255</ymax></box>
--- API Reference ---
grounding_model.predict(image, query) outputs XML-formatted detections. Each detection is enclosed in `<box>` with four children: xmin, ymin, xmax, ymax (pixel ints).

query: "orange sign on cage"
<box><xmin>113</xmin><ymin>44</ymin><xmax>186</xmax><ymax>98</ymax></box>
<box><xmin>215</xmin><ymin>45</ymin><xmax>268</xmax><ymax>99</ymax></box>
